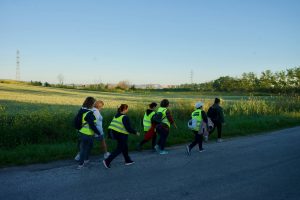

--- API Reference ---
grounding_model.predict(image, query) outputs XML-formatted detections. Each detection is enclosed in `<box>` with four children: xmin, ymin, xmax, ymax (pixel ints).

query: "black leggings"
<box><xmin>210</xmin><ymin>121</ymin><xmax>222</xmax><ymax>139</ymax></box>
<box><xmin>189</xmin><ymin>131</ymin><xmax>203</xmax><ymax>150</ymax></box>
<box><xmin>106</xmin><ymin>132</ymin><xmax>132</xmax><ymax>164</ymax></box>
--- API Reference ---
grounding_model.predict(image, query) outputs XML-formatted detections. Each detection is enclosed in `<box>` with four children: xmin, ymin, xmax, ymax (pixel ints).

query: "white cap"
<box><xmin>195</xmin><ymin>102</ymin><xmax>204</xmax><ymax>108</ymax></box>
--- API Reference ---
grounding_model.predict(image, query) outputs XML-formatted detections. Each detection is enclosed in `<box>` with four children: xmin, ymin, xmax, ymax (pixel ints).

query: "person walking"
<box><xmin>186</xmin><ymin>102</ymin><xmax>208</xmax><ymax>155</ymax></box>
<box><xmin>92</xmin><ymin>100</ymin><xmax>110</xmax><ymax>159</ymax></box>
<box><xmin>137</xmin><ymin>102</ymin><xmax>158</xmax><ymax>151</ymax></box>
<box><xmin>77</xmin><ymin>96</ymin><xmax>102</xmax><ymax>169</ymax></box>
<box><xmin>207</xmin><ymin>98</ymin><xmax>225</xmax><ymax>142</ymax></box>
<box><xmin>103</xmin><ymin>104</ymin><xmax>140</xmax><ymax>168</ymax></box>
<box><xmin>154</xmin><ymin>99</ymin><xmax>177</xmax><ymax>155</ymax></box>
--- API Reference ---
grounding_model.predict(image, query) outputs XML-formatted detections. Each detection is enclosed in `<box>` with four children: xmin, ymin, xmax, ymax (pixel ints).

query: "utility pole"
<box><xmin>16</xmin><ymin>50</ymin><xmax>20</xmax><ymax>81</ymax></box>
<box><xmin>190</xmin><ymin>69</ymin><xmax>194</xmax><ymax>84</ymax></box>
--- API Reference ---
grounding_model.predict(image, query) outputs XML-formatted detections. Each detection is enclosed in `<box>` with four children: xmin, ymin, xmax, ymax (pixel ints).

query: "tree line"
<box><xmin>178</xmin><ymin>67</ymin><xmax>300</xmax><ymax>94</ymax></box>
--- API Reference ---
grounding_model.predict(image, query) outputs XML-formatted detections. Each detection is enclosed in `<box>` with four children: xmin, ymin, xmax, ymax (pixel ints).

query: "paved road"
<box><xmin>1</xmin><ymin>127</ymin><xmax>300</xmax><ymax>200</ymax></box>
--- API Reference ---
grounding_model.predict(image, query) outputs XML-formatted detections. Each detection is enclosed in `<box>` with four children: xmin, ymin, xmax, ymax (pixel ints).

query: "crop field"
<box><xmin>0</xmin><ymin>83</ymin><xmax>299</xmax><ymax>167</ymax></box>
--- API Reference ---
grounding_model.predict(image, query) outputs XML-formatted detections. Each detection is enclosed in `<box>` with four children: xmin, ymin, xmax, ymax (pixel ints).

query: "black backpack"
<box><xmin>207</xmin><ymin>106</ymin><xmax>218</xmax><ymax>121</ymax></box>
<box><xmin>74</xmin><ymin>108</ymin><xmax>92</xmax><ymax>130</ymax></box>
<box><xmin>151</xmin><ymin>109</ymin><xmax>166</xmax><ymax>124</ymax></box>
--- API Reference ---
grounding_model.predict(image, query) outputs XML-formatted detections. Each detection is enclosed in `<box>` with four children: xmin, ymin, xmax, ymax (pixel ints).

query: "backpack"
<box><xmin>74</xmin><ymin>108</ymin><xmax>92</xmax><ymax>130</ymax></box>
<box><xmin>187</xmin><ymin>118</ymin><xmax>198</xmax><ymax>130</ymax></box>
<box><xmin>207</xmin><ymin>106</ymin><xmax>218</xmax><ymax>121</ymax></box>
<box><xmin>151</xmin><ymin>110</ymin><xmax>166</xmax><ymax>124</ymax></box>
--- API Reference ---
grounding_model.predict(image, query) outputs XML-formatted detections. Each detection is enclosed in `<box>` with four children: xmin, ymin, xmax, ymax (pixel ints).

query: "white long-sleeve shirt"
<box><xmin>92</xmin><ymin>107</ymin><xmax>104</xmax><ymax>135</ymax></box>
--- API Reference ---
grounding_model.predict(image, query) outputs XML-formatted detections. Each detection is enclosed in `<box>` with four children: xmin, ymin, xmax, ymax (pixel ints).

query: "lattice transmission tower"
<box><xmin>16</xmin><ymin>50</ymin><xmax>20</xmax><ymax>81</ymax></box>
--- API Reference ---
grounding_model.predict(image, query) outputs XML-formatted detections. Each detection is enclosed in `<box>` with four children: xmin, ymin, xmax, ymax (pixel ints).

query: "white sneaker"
<box><xmin>84</xmin><ymin>160</ymin><xmax>90</xmax><ymax>164</ymax></box>
<box><xmin>74</xmin><ymin>153</ymin><xmax>80</xmax><ymax>161</ymax></box>
<box><xmin>104</xmin><ymin>152</ymin><xmax>111</xmax><ymax>159</ymax></box>
<box><xmin>77</xmin><ymin>164</ymin><xmax>84</xmax><ymax>170</ymax></box>
<box><xmin>217</xmin><ymin>138</ymin><xmax>223</xmax><ymax>143</ymax></box>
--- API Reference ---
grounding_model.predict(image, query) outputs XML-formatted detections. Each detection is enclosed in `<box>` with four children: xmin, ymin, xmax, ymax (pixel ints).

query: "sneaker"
<box><xmin>104</xmin><ymin>152</ymin><xmax>111</xmax><ymax>159</ymax></box>
<box><xmin>186</xmin><ymin>145</ymin><xmax>191</xmax><ymax>155</ymax></box>
<box><xmin>217</xmin><ymin>138</ymin><xmax>223</xmax><ymax>143</ymax></box>
<box><xmin>77</xmin><ymin>164</ymin><xmax>84</xmax><ymax>170</ymax></box>
<box><xmin>84</xmin><ymin>160</ymin><xmax>90</xmax><ymax>164</ymax></box>
<box><xmin>154</xmin><ymin>145</ymin><xmax>160</xmax><ymax>152</ymax></box>
<box><xmin>125</xmin><ymin>161</ymin><xmax>135</xmax><ymax>166</ymax></box>
<box><xmin>102</xmin><ymin>160</ymin><xmax>110</xmax><ymax>169</ymax></box>
<box><xmin>74</xmin><ymin>152</ymin><xmax>80</xmax><ymax>161</ymax></box>
<box><xmin>199</xmin><ymin>148</ymin><xmax>205</xmax><ymax>152</ymax></box>
<box><xmin>159</xmin><ymin>150</ymin><xmax>168</xmax><ymax>155</ymax></box>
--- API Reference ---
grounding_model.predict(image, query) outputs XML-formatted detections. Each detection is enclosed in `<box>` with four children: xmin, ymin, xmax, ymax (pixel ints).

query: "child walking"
<box><xmin>186</xmin><ymin>102</ymin><xmax>208</xmax><ymax>155</ymax></box>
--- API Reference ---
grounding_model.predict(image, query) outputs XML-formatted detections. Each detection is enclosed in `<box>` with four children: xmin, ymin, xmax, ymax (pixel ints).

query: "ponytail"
<box><xmin>118</xmin><ymin>104</ymin><xmax>128</xmax><ymax>113</ymax></box>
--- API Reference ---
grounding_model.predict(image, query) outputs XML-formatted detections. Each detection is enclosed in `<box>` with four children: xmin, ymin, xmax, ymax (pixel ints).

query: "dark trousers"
<box><xmin>156</xmin><ymin>124</ymin><xmax>169</xmax><ymax>151</ymax></box>
<box><xmin>79</xmin><ymin>133</ymin><xmax>94</xmax><ymax>165</ymax></box>
<box><xmin>106</xmin><ymin>132</ymin><xmax>132</xmax><ymax>164</ymax></box>
<box><xmin>210</xmin><ymin>121</ymin><xmax>222</xmax><ymax>139</ymax></box>
<box><xmin>189</xmin><ymin>131</ymin><xmax>203</xmax><ymax>150</ymax></box>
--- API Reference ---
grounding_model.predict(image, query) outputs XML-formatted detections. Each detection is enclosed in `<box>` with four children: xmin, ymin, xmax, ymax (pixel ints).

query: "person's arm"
<box><xmin>85</xmin><ymin>112</ymin><xmax>101</xmax><ymax>135</ymax></box>
<box><xmin>201</xmin><ymin>110</ymin><xmax>208</xmax><ymax>123</ymax></box>
<box><xmin>166</xmin><ymin>109</ymin><xmax>177</xmax><ymax>128</ymax></box>
<box><xmin>122</xmin><ymin>115</ymin><xmax>138</xmax><ymax>134</ymax></box>
<box><xmin>219</xmin><ymin>107</ymin><xmax>225</xmax><ymax>123</ymax></box>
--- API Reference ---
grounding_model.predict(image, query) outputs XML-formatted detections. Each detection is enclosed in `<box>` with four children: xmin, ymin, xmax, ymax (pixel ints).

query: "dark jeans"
<box><xmin>189</xmin><ymin>131</ymin><xmax>203</xmax><ymax>150</ymax></box>
<box><xmin>106</xmin><ymin>132</ymin><xmax>132</xmax><ymax>164</ymax></box>
<box><xmin>210</xmin><ymin>121</ymin><xmax>222</xmax><ymax>139</ymax></box>
<box><xmin>79</xmin><ymin>133</ymin><xmax>94</xmax><ymax>165</ymax></box>
<box><xmin>156</xmin><ymin>124</ymin><xmax>169</xmax><ymax>151</ymax></box>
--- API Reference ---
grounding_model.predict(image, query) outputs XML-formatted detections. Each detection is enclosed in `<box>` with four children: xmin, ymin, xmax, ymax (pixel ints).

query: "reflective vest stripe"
<box><xmin>191</xmin><ymin>109</ymin><xmax>202</xmax><ymax>131</ymax></box>
<box><xmin>108</xmin><ymin>115</ymin><xmax>129</xmax><ymax>135</ymax></box>
<box><xmin>79</xmin><ymin>111</ymin><xmax>96</xmax><ymax>136</ymax></box>
<box><xmin>143</xmin><ymin>111</ymin><xmax>155</xmax><ymax>131</ymax></box>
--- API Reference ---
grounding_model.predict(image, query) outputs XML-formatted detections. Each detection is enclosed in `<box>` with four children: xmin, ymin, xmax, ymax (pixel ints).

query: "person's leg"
<box><xmin>159</xmin><ymin>128</ymin><xmax>169</xmax><ymax>151</ymax></box>
<box><xmin>120</xmin><ymin>135</ymin><xmax>132</xmax><ymax>163</ymax></box>
<box><xmin>105</xmin><ymin>133</ymin><xmax>122</xmax><ymax>165</ymax></box>
<box><xmin>197</xmin><ymin>134</ymin><xmax>203</xmax><ymax>150</ymax></box>
<box><xmin>217</xmin><ymin>122</ymin><xmax>222</xmax><ymax>139</ymax></box>
<box><xmin>79</xmin><ymin>134</ymin><xmax>88</xmax><ymax>166</ymax></box>
<box><xmin>101</xmin><ymin>139</ymin><xmax>108</xmax><ymax>153</ymax></box>
<box><xmin>189</xmin><ymin>131</ymin><xmax>198</xmax><ymax>150</ymax></box>
<box><xmin>85</xmin><ymin>137</ymin><xmax>93</xmax><ymax>161</ymax></box>
<box><xmin>151</xmin><ymin>133</ymin><xmax>157</xmax><ymax>149</ymax></box>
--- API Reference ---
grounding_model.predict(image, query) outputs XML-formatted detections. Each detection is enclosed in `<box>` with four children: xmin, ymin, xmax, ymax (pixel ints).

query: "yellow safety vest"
<box><xmin>108</xmin><ymin>115</ymin><xmax>129</xmax><ymax>135</ymax></box>
<box><xmin>191</xmin><ymin>109</ymin><xmax>203</xmax><ymax>131</ymax></box>
<box><xmin>143</xmin><ymin>110</ymin><xmax>156</xmax><ymax>132</ymax></box>
<box><xmin>157</xmin><ymin>107</ymin><xmax>170</xmax><ymax>128</ymax></box>
<box><xmin>79</xmin><ymin>111</ymin><xmax>96</xmax><ymax>136</ymax></box>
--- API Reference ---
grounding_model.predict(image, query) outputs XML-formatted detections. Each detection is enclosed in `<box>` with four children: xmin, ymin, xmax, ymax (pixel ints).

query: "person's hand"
<box><xmin>136</xmin><ymin>132</ymin><xmax>141</xmax><ymax>136</ymax></box>
<box><xmin>173</xmin><ymin>123</ymin><xmax>178</xmax><ymax>129</ymax></box>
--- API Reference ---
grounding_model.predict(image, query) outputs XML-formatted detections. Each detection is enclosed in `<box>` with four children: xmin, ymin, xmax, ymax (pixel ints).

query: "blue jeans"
<box><xmin>79</xmin><ymin>133</ymin><xmax>94</xmax><ymax>165</ymax></box>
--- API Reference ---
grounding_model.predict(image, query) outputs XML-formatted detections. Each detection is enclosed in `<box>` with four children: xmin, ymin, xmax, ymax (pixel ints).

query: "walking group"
<box><xmin>74</xmin><ymin>97</ymin><xmax>224</xmax><ymax>170</ymax></box>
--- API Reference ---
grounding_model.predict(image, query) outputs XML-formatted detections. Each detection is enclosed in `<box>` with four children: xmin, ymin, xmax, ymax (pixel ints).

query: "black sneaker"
<box><xmin>125</xmin><ymin>161</ymin><xmax>135</xmax><ymax>166</ymax></box>
<box><xmin>103</xmin><ymin>160</ymin><xmax>110</xmax><ymax>169</ymax></box>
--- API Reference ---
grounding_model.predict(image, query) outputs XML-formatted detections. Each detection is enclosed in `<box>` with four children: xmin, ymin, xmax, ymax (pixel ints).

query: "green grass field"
<box><xmin>0</xmin><ymin>83</ymin><xmax>299</xmax><ymax>167</ymax></box>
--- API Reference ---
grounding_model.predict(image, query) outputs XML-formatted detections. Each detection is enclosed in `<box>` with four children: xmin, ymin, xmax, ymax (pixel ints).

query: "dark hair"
<box><xmin>82</xmin><ymin>96</ymin><xmax>96</xmax><ymax>109</ymax></box>
<box><xmin>118</xmin><ymin>104</ymin><xmax>128</xmax><ymax>113</ymax></box>
<box><xmin>160</xmin><ymin>99</ymin><xmax>169</xmax><ymax>107</ymax></box>
<box><xmin>149</xmin><ymin>102</ymin><xmax>157</xmax><ymax>109</ymax></box>
<box><xmin>214</xmin><ymin>98</ymin><xmax>220</xmax><ymax>104</ymax></box>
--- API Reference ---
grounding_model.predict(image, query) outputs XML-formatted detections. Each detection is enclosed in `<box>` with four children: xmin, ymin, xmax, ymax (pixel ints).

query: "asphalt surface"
<box><xmin>1</xmin><ymin>127</ymin><xmax>300</xmax><ymax>200</ymax></box>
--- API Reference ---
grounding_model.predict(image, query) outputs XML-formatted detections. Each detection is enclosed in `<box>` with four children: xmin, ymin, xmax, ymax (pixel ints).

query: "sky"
<box><xmin>0</xmin><ymin>0</ymin><xmax>299</xmax><ymax>85</ymax></box>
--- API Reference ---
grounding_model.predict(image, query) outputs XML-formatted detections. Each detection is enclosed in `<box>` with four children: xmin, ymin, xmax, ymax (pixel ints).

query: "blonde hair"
<box><xmin>94</xmin><ymin>100</ymin><xmax>104</xmax><ymax>108</ymax></box>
